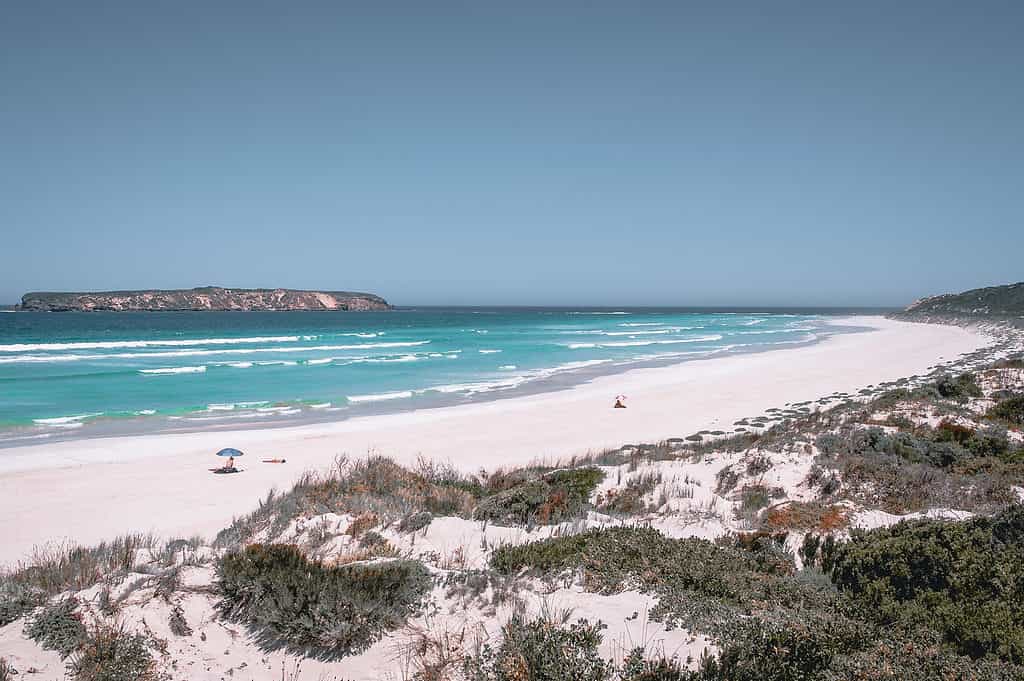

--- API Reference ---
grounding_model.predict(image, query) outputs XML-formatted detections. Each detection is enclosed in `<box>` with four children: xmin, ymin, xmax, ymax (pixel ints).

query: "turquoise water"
<box><xmin>0</xmin><ymin>308</ymin><xmax>862</xmax><ymax>444</ymax></box>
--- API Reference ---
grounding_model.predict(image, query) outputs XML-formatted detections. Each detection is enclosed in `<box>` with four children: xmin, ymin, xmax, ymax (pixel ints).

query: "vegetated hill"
<box><xmin>894</xmin><ymin>281</ymin><xmax>1024</xmax><ymax>321</ymax></box>
<box><xmin>17</xmin><ymin>287</ymin><xmax>390</xmax><ymax>312</ymax></box>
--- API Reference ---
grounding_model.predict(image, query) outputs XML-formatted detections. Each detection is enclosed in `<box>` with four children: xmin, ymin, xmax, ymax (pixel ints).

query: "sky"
<box><xmin>1</xmin><ymin>1</ymin><xmax>1021</xmax><ymax>307</ymax></box>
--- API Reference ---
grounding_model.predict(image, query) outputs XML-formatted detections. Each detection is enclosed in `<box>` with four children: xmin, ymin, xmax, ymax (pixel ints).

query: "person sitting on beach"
<box><xmin>614</xmin><ymin>396</ymin><xmax>627</xmax><ymax>408</ymax></box>
<box><xmin>223</xmin><ymin>456</ymin><xmax>235</xmax><ymax>471</ymax></box>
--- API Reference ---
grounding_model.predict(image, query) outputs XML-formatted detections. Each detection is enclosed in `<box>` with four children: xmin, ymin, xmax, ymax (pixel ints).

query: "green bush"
<box><xmin>0</xmin><ymin>658</ymin><xmax>16</xmax><ymax>681</ymax></box>
<box><xmin>67</xmin><ymin>623</ymin><xmax>156</xmax><ymax>681</ymax></box>
<box><xmin>0</xmin><ymin>579</ymin><xmax>44</xmax><ymax>627</ymax></box>
<box><xmin>700</xmin><ymin>615</ymin><xmax>870</xmax><ymax>681</ymax></box>
<box><xmin>935</xmin><ymin>373</ymin><xmax>983</xmax><ymax>401</ymax></box>
<box><xmin>463</xmin><ymin>613</ymin><xmax>612</xmax><ymax>681</ymax></box>
<box><xmin>823</xmin><ymin>629</ymin><xmax>1022</xmax><ymax>680</ymax></box>
<box><xmin>217</xmin><ymin>543</ymin><xmax>431</xmax><ymax>657</ymax></box>
<box><xmin>989</xmin><ymin>395</ymin><xmax>1024</xmax><ymax>426</ymax></box>
<box><xmin>24</xmin><ymin>596</ymin><xmax>86</xmax><ymax>658</ymax></box>
<box><xmin>473</xmin><ymin>467</ymin><xmax>604</xmax><ymax>526</ymax></box>
<box><xmin>829</xmin><ymin>504</ymin><xmax>1024</xmax><ymax>663</ymax></box>
<box><xmin>490</xmin><ymin>526</ymin><xmax>829</xmax><ymax>638</ymax></box>
<box><xmin>619</xmin><ymin>649</ymin><xmax>692</xmax><ymax>680</ymax></box>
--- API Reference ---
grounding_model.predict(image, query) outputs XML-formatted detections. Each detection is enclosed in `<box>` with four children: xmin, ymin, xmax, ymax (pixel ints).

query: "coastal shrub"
<box><xmin>934</xmin><ymin>372</ymin><xmax>983</xmax><ymax>401</ymax></box>
<box><xmin>217</xmin><ymin>543</ymin><xmax>431</xmax><ymax>657</ymax></box>
<box><xmin>168</xmin><ymin>603</ymin><xmax>192</xmax><ymax>637</ymax></box>
<box><xmin>764</xmin><ymin>501</ymin><xmax>849</xmax><ymax>533</ymax></box>
<box><xmin>0</xmin><ymin>579</ymin><xmax>44</xmax><ymax>626</ymax></box>
<box><xmin>619</xmin><ymin>649</ymin><xmax>693</xmax><ymax>680</ymax></box>
<box><xmin>473</xmin><ymin>467</ymin><xmax>603</xmax><ymax>526</ymax></box>
<box><xmin>24</xmin><ymin>596</ymin><xmax>86</xmax><ymax>658</ymax></box>
<box><xmin>738</xmin><ymin>484</ymin><xmax>775</xmax><ymax>512</ymax></box>
<box><xmin>463</xmin><ymin>613</ymin><xmax>612</xmax><ymax>681</ymax></box>
<box><xmin>67</xmin><ymin>623</ymin><xmax>157</xmax><ymax>681</ymax></box>
<box><xmin>490</xmin><ymin>526</ymin><xmax>832</xmax><ymax>638</ymax></box>
<box><xmin>398</xmin><ymin>511</ymin><xmax>433</xmax><ymax>533</ymax></box>
<box><xmin>698</xmin><ymin>614</ymin><xmax>871</xmax><ymax>681</ymax></box>
<box><xmin>597</xmin><ymin>471</ymin><xmax>661</xmax><ymax>515</ymax></box>
<box><xmin>989</xmin><ymin>395</ymin><xmax>1024</xmax><ymax>426</ymax></box>
<box><xmin>725</xmin><ymin>531</ymin><xmax>794</xmax><ymax>575</ymax></box>
<box><xmin>713</xmin><ymin>466</ymin><xmax>739</xmax><ymax>495</ymax></box>
<box><xmin>798</xmin><ymin>533</ymin><xmax>839</xmax><ymax>572</ymax></box>
<box><xmin>935</xmin><ymin>420</ymin><xmax>975</xmax><ymax>444</ymax></box>
<box><xmin>829</xmin><ymin>504</ymin><xmax>1024</xmax><ymax>663</ymax></box>
<box><xmin>0</xmin><ymin>533</ymin><xmax>161</xmax><ymax>626</ymax></box>
<box><xmin>823</xmin><ymin>630</ymin><xmax>1023</xmax><ymax>681</ymax></box>
<box><xmin>215</xmin><ymin>456</ymin><xmax>480</xmax><ymax>548</ymax></box>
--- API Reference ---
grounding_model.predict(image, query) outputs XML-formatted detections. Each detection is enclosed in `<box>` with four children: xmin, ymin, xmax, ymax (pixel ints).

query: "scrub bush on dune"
<box><xmin>473</xmin><ymin>467</ymin><xmax>604</xmax><ymax>526</ymax></box>
<box><xmin>217</xmin><ymin>543</ymin><xmax>431</xmax><ymax>658</ymax></box>
<box><xmin>67</xmin><ymin>623</ymin><xmax>157</xmax><ymax>681</ymax></box>
<box><xmin>0</xmin><ymin>534</ymin><xmax>162</xmax><ymax>627</ymax></box>
<box><xmin>463</xmin><ymin>613</ymin><xmax>612</xmax><ymax>681</ymax></box>
<box><xmin>989</xmin><ymin>395</ymin><xmax>1024</xmax><ymax>426</ymax></box>
<box><xmin>24</xmin><ymin>596</ymin><xmax>86</xmax><ymax>658</ymax></box>
<box><xmin>214</xmin><ymin>456</ymin><xmax>480</xmax><ymax>549</ymax></box>
<box><xmin>829</xmin><ymin>504</ymin><xmax>1024</xmax><ymax>664</ymax></box>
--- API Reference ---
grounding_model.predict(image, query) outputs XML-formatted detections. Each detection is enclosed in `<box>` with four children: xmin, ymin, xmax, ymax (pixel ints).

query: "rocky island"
<box><xmin>16</xmin><ymin>287</ymin><xmax>391</xmax><ymax>312</ymax></box>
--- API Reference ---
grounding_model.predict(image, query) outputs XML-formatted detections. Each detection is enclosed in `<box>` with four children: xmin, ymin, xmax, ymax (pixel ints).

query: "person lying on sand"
<box><xmin>614</xmin><ymin>395</ymin><xmax>627</xmax><ymax>408</ymax></box>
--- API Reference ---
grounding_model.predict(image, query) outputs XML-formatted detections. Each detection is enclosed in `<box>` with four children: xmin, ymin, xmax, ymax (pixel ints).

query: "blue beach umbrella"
<box><xmin>216</xmin><ymin>447</ymin><xmax>244</xmax><ymax>458</ymax></box>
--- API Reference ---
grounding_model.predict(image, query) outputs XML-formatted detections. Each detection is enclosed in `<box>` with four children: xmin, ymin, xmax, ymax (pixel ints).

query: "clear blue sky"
<box><xmin>1</xmin><ymin>1</ymin><xmax>1021</xmax><ymax>306</ymax></box>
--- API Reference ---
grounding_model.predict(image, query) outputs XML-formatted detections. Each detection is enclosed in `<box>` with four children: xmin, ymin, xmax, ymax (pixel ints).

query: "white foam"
<box><xmin>618</xmin><ymin>322</ymin><xmax>666</xmax><ymax>327</ymax></box>
<box><xmin>134</xmin><ymin>409</ymin><xmax>156</xmax><ymax>416</ymax></box>
<box><xmin>343</xmin><ymin>354</ymin><xmax>421</xmax><ymax>365</ymax></box>
<box><xmin>567</xmin><ymin>311</ymin><xmax>630</xmax><ymax>315</ymax></box>
<box><xmin>603</xmin><ymin>329</ymin><xmax>673</xmax><ymax>336</ymax></box>
<box><xmin>139</xmin><ymin>365</ymin><xmax>207</xmax><ymax>375</ymax></box>
<box><xmin>255</xmin><ymin>360</ymin><xmax>299</xmax><ymax>366</ymax></box>
<box><xmin>732</xmin><ymin>328</ymin><xmax>814</xmax><ymax>335</ymax></box>
<box><xmin>307</xmin><ymin>358</ymin><xmax>333</xmax><ymax>365</ymax></box>
<box><xmin>0</xmin><ymin>341</ymin><xmax>432</xmax><ymax>364</ymax></box>
<box><xmin>226</xmin><ymin>362</ymin><xmax>253</xmax><ymax>368</ymax></box>
<box><xmin>309</xmin><ymin>402</ymin><xmax>332</xmax><ymax>409</ymax></box>
<box><xmin>566</xmin><ymin>335</ymin><xmax>722</xmax><ymax>349</ymax></box>
<box><xmin>478</xmin><ymin>349</ymin><xmax>502</xmax><ymax>354</ymax></box>
<box><xmin>33</xmin><ymin>413</ymin><xmax>102</xmax><ymax>425</ymax></box>
<box><xmin>0</xmin><ymin>335</ymin><xmax>307</xmax><ymax>352</ymax></box>
<box><xmin>499</xmin><ymin>364</ymin><xmax>518</xmax><ymax>370</ymax></box>
<box><xmin>347</xmin><ymin>390</ymin><xmax>414</xmax><ymax>403</ymax></box>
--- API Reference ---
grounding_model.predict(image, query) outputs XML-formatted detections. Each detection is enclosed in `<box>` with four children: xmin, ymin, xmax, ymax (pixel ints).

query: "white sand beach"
<box><xmin>0</xmin><ymin>317</ymin><xmax>989</xmax><ymax>567</ymax></box>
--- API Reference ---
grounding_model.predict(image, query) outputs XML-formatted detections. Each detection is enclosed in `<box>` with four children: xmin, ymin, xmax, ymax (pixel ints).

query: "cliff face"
<box><xmin>18</xmin><ymin>287</ymin><xmax>391</xmax><ymax>312</ymax></box>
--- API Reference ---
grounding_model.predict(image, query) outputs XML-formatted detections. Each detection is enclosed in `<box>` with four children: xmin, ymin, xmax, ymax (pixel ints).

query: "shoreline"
<box><xmin>0</xmin><ymin>316</ymin><xmax>989</xmax><ymax>566</ymax></box>
<box><xmin>0</xmin><ymin>311</ymin><xmax>864</xmax><ymax>446</ymax></box>
<box><xmin>0</xmin><ymin>313</ymin><xmax>862</xmax><ymax>448</ymax></box>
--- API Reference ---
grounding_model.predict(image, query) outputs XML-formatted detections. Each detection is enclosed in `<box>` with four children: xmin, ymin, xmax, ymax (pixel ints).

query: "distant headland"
<box><xmin>15</xmin><ymin>287</ymin><xmax>391</xmax><ymax>312</ymax></box>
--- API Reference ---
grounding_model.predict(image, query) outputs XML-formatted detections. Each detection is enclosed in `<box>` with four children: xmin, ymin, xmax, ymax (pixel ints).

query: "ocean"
<box><xmin>0</xmin><ymin>307</ymin><xmax>876</xmax><ymax>445</ymax></box>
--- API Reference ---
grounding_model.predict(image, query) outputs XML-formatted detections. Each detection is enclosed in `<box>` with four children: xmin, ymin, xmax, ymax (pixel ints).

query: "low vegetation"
<box><xmin>217</xmin><ymin>543</ymin><xmax>432</xmax><ymax>657</ymax></box>
<box><xmin>24</xmin><ymin>596</ymin><xmax>86</xmax><ymax>658</ymax></box>
<box><xmin>473</xmin><ymin>467</ymin><xmax>604</xmax><ymax>526</ymax></box>
<box><xmin>67</xmin><ymin>623</ymin><xmax>158</xmax><ymax>681</ymax></box>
